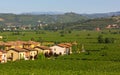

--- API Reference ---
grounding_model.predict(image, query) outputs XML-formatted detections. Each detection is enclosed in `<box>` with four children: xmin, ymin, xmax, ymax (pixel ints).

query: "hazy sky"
<box><xmin>0</xmin><ymin>0</ymin><xmax>120</xmax><ymax>14</ymax></box>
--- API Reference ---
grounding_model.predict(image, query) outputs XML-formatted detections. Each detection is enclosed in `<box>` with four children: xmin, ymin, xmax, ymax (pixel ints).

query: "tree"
<box><xmin>98</xmin><ymin>35</ymin><xmax>104</xmax><ymax>43</ymax></box>
<box><xmin>105</xmin><ymin>38</ymin><xmax>115</xmax><ymax>43</ymax></box>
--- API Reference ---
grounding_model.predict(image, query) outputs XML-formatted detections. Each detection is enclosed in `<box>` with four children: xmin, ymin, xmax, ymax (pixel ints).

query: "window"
<box><xmin>11</xmin><ymin>53</ymin><xmax>13</xmax><ymax>57</ymax></box>
<box><xmin>54</xmin><ymin>48</ymin><xmax>56</xmax><ymax>51</ymax></box>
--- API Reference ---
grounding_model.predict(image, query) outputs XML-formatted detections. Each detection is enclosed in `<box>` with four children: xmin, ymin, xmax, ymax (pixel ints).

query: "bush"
<box><xmin>97</xmin><ymin>35</ymin><xmax>105</xmax><ymax>43</ymax></box>
<box><xmin>37</xmin><ymin>53</ymin><xmax>45</xmax><ymax>60</ymax></box>
<box><xmin>105</xmin><ymin>38</ymin><xmax>115</xmax><ymax>43</ymax></box>
<box><xmin>97</xmin><ymin>35</ymin><xmax>115</xmax><ymax>43</ymax></box>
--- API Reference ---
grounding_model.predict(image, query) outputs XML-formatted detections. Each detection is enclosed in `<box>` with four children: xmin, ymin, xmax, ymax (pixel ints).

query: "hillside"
<box><xmin>47</xmin><ymin>16</ymin><xmax>120</xmax><ymax>30</ymax></box>
<box><xmin>0</xmin><ymin>12</ymin><xmax>120</xmax><ymax>31</ymax></box>
<box><xmin>0</xmin><ymin>12</ymin><xmax>87</xmax><ymax>26</ymax></box>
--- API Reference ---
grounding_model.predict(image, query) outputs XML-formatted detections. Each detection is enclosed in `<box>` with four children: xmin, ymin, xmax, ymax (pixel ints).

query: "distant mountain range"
<box><xmin>23</xmin><ymin>11</ymin><xmax>120</xmax><ymax>18</ymax></box>
<box><xmin>22</xmin><ymin>11</ymin><xmax>64</xmax><ymax>15</ymax></box>
<box><xmin>82</xmin><ymin>11</ymin><xmax>120</xmax><ymax>18</ymax></box>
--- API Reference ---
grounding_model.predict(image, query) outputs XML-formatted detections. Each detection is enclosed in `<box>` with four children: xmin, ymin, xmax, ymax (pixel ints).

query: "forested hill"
<box><xmin>0</xmin><ymin>12</ymin><xmax>87</xmax><ymax>26</ymax></box>
<box><xmin>47</xmin><ymin>16</ymin><xmax>120</xmax><ymax>30</ymax></box>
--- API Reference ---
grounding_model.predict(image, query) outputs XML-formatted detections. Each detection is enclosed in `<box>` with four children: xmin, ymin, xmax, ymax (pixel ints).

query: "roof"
<box><xmin>0</xmin><ymin>50</ymin><xmax>7</xmax><ymax>53</ymax></box>
<box><xmin>0</xmin><ymin>41</ymin><xmax>40</xmax><ymax>47</ymax></box>
<box><xmin>57</xmin><ymin>43</ymin><xmax>72</xmax><ymax>48</ymax></box>
<box><xmin>8</xmin><ymin>48</ymin><xmax>28</xmax><ymax>52</ymax></box>
<box><xmin>34</xmin><ymin>46</ymin><xmax>51</xmax><ymax>50</ymax></box>
<box><xmin>0</xmin><ymin>41</ymin><xmax>5</xmax><ymax>45</ymax></box>
<box><xmin>23</xmin><ymin>48</ymin><xmax>36</xmax><ymax>51</ymax></box>
<box><xmin>27</xmin><ymin>41</ymin><xmax>40</xmax><ymax>45</ymax></box>
<box><xmin>7</xmin><ymin>41</ymin><xmax>27</xmax><ymax>46</ymax></box>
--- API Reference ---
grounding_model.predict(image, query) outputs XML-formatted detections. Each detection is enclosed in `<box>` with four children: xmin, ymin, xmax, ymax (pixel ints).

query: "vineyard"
<box><xmin>0</xmin><ymin>58</ymin><xmax>120</xmax><ymax>75</ymax></box>
<box><xmin>0</xmin><ymin>29</ymin><xmax>120</xmax><ymax>75</ymax></box>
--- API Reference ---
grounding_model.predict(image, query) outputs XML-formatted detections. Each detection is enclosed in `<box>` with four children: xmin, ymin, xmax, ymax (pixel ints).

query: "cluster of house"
<box><xmin>2</xmin><ymin>20</ymin><xmax>47</xmax><ymax>31</ymax></box>
<box><xmin>95</xmin><ymin>24</ymin><xmax>119</xmax><ymax>31</ymax></box>
<box><xmin>0</xmin><ymin>41</ymin><xmax>72</xmax><ymax>63</ymax></box>
<box><xmin>106</xmin><ymin>24</ymin><xmax>119</xmax><ymax>29</ymax></box>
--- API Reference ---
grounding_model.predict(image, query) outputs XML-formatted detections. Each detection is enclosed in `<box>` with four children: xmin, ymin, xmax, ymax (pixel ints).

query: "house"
<box><xmin>95</xmin><ymin>27</ymin><xmax>100</xmax><ymax>31</ymax></box>
<box><xmin>23</xmin><ymin>48</ymin><xmax>37</xmax><ymax>60</ymax></box>
<box><xmin>0</xmin><ymin>50</ymin><xmax>7</xmax><ymax>63</ymax></box>
<box><xmin>50</xmin><ymin>45</ymin><xmax>66</xmax><ymax>55</ymax></box>
<box><xmin>34</xmin><ymin>46</ymin><xmax>51</xmax><ymax>54</ymax></box>
<box><xmin>7</xmin><ymin>48</ymin><xmax>28</xmax><ymax>61</ymax></box>
<box><xmin>34</xmin><ymin>46</ymin><xmax>52</xmax><ymax>57</ymax></box>
<box><xmin>50</xmin><ymin>43</ymin><xmax>72</xmax><ymax>55</ymax></box>
<box><xmin>57</xmin><ymin>43</ymin><xmax>72</xmax><ymax>54</ymax></box>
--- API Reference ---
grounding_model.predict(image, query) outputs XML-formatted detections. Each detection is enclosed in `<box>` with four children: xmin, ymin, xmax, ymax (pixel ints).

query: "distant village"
<box><xmin>0</xmin><ymin>41</ymin><xmax>73</xmax><ymax>63</ymax></box>
<box><xmin>95</xmin><ymin>24</ymin><xmax>119</xmax><ymax>31</ymax></box>
<box><xmin>1</xmin><ymin>22</ymin><xmax>48</xmax><ymax>31</ymax></box>
<box><xmin>0</xmin><ymin>22</ymin><xmax>120</xmax><ymax>31</ymax></box>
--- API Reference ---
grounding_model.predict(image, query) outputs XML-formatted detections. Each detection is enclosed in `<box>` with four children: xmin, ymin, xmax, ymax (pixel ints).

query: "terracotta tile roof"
<box><xmin>0</xmin><ymin>41</ymin><xmax>40</xmax><ymax>47</ymax></box>
<box><xmin>23</xmin><ymin>48</ymin><xmax>36</xmax><ymax>51</ymax></box>
<box><xmin>57</xmin><ymin>43</ymin><xmax>72</xmax><ymax>48</ymax></box>
<box><xmin>0</xmin><ymin>50</ymin><xmax>7</xmax><ymax>53</ymax></box>
<box><xmin>7</xmin><ymin>41</ymin><xmax>27</xmax><ymax>46</ymax></box>
<box><xmin>34</xmin><ymin>46</ymin><xmax>51</xmax><ymax>50</ymax></box>
<box><xmin>64</xmin><ymin>43</ymin><xmax>72</xmax><ymax>47</ymax></box>
<box><xmin>0</xmin><ymin>41</ymin><xmax>5</xmax><ymax>45</ymax></box>
<box><xmin>8</xmin><ymin>48</ymin><xmax>28</xmax><ymax>52</ymax></box>
<box><xmin>27</xmin><ymin>41</ymin><xmax>40</xmax><ymax>45</ymax></box>
<box><xmin>4</xmin><ymin>43</ymin><xmax>12</xmax><ymax>47</ymax></box>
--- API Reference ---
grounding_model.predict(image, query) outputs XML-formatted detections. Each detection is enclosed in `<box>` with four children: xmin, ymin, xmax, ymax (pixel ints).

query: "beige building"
<box><xmin>7</xmin><ymin>48</ymin><xmax>28</xmax><ymax>61</ymax></box>
<box><xmin>23</xmin><ymin>48</ymin><xmax>37</xmax><ymax>60</ymax></box>
<box><xmin>34</xmin><ymin>46</ymin><xmax>51</xmax><ymax>54</ymax></box>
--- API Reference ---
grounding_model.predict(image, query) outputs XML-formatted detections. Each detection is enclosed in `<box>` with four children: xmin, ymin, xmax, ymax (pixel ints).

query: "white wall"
<box><xmin>50</xmin><ymin>46</ymin><xmax>66</xmax><ymax>55</ymax></box>
<box><xmin>1</xmin><ymin>53</ymin><xmax>7</xmax><ymax>63</ymax></box>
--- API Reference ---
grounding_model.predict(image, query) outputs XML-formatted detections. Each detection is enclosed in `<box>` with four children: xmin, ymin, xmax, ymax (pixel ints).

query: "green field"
<box><xmin>0</xmin><ymin>30</ymin><xmax>120</xmax><ymax>75</ymax></box>
<box><xmin>0</xmin><ymin>59</ymin><xmax>120</xmax><ymax>75</ymax></box>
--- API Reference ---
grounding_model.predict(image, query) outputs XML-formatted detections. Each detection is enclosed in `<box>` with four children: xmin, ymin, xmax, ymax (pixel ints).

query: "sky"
<box><xmin>0</xmin><ymin>0</ymin><xmax>120</xmax><ymax>14</ymax></box>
